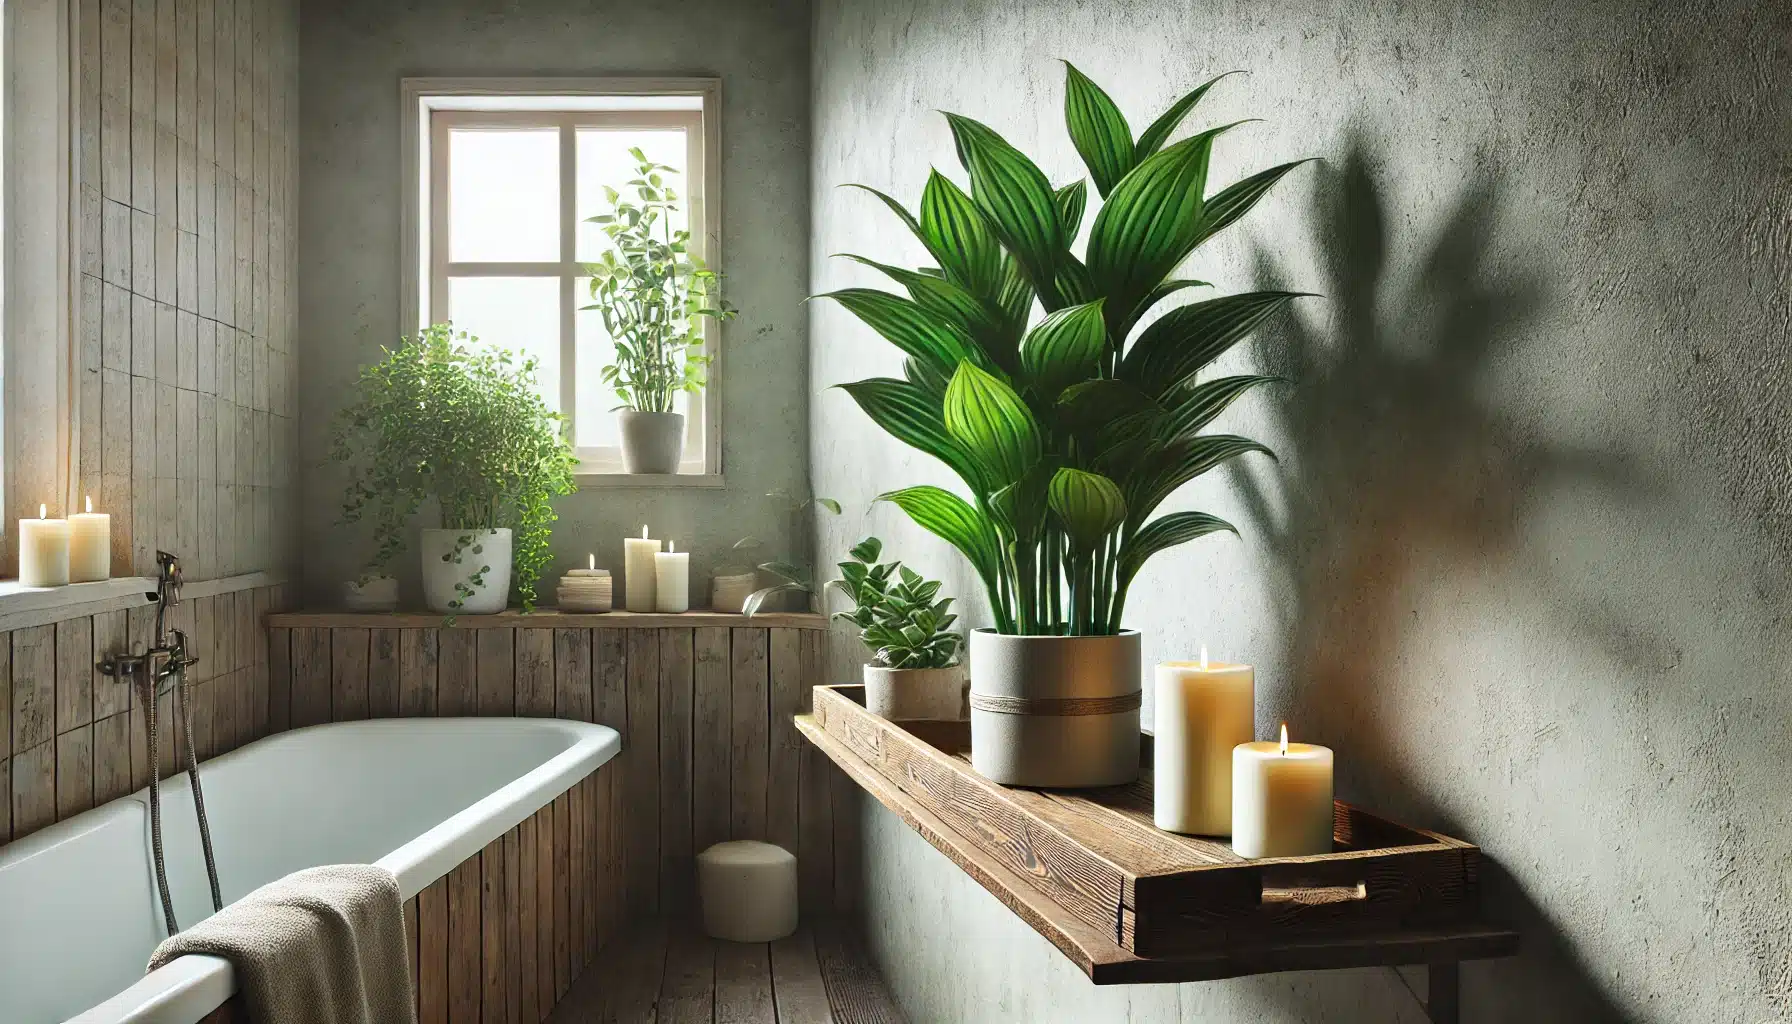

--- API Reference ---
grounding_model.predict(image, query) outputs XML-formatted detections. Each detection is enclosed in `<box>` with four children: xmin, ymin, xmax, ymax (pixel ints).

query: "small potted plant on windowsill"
<box><xmin>331</xmin><ymin>323</ymin><xmax>577</xmax><ymax>614</ymax></box>
<box><xmin>584</xmin><ymin>148</ymin><xmax>735</xmax><ymax>474</ymax></box>
<box><xmin>829</xmin><ymin>536</ymin><xmax>966</xmax><ymax>721</ymax></box>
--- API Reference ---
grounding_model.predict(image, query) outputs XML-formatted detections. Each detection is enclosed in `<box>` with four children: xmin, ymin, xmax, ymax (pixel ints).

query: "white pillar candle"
<box><xmin>68</xmin><ymin>495</ymin><xmax>111</xmax><ymax>583</ymax></box>
<box><xmin>654</xmin><ymin>541</ymin><xmax>691</xmax><ymax>613</ymax></box>
<box><xmin>623</xmin><ymin>526</ymin><xmax>661</xmax><ymax>612</ymax></box>
<box><xmin>1231</xmin><ymin>724</ymin><xmax>1334</xmax><ymax>859</ymax></box>
<box><xmin>1154</xmin><ymin>648</ymin><xmax>1254</xmax><ymax>835</ymax></box>
<box><xmin>18</xmin><ymin>504</ymin><xmax>71</xmax><ymax>587</ymax></box>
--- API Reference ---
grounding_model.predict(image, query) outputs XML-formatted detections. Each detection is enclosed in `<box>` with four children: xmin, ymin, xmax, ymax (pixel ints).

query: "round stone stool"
<box><xmin>697</xmin><ymin>840</ymin><xmax>798</xmax><ymax>943</ymax></box>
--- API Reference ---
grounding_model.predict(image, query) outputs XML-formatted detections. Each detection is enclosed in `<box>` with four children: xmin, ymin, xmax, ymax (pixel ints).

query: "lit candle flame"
<box><xmin>640</xmin><ymin>525</ymin><xmax>649</xmax><ymax>539</ymax></box>
<box><xmin>85</xmin><ymin>495</ymin><xmax>93</xmax><ymax>514</ymax></box>
<box><xmin>1199</xmin><ymin>645</ymin><xmax>1208</xmax><ymax>670</ymax></box>
<box><xmin>669</xmin><ymin>540</ymin><xmax>677</xmax><ymax>553</ymax></box>
<box><xmin>588</xmin><ymin>553</ymin><xmax>595</xmax><ymax>571</ymax></box>
<box><xmin>1280</xmin><ymin>722</ymin><xmax>1289</xmax><ymax>756</ymax></box>
<box><xmin>38</xmin><ymin>503</ymin><xmax>46</xmax><ymax>520</ymax></box>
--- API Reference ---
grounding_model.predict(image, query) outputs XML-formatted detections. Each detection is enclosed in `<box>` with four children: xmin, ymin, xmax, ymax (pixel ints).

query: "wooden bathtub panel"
<box><xmin>330</xmin><ymin>626</ymin><xmax>369</xmax><ymax>722</ymax></box>
<box><xmin>518</xmin><ymin>814</ymin><xmax>540</xmax><ymax>1023</ymax></box>
<box><xmin>449</xmin><ymin>855</ymin><xmax>482</xmax><ymax>1024</ymax></box>
<box><xmin>515</xmin><ymin>628</ymin><xmax>554</xmax><ymax>718</ymax></box>
<box><xmin>551</xmin><ymin>628</ymin><xmax>589</xmax><ymax>723</ymax></box>
<box><xmin>553</xmin><ymin>789</ymin><xmax>572</xmax><ymax>1000</ymax></box>
<box><xmin>419</xmin><ymin>875</ymin><xmax>450</xmax><ymax>1024</ymax></box>
<box><xmin>476</xmin><ymin>629</ymin><xmax>515</xmax><ymax>718</ymax></box>
<box><xmin>481</xmin><ymin>832</ymin><xmax>509</xmax><ymax>1023</ymax></box>
<box><xmin>536</xmin><ymin>796</ymin><xmax>556</xmax><ymax>1014</ymax></box>
<box><xmin>438</xmin><ymin>629</ymin><xmax>477</xmax><ymax>717</ymax></box>
<box><xmin>404</xmin><ymin>895</ymin><xmax>420</xmax><ymax>1020</ymax></box>
<box><xmin>266</xmin><ymin>625</ymin><xmax>291</xmax><ymax>733</ymax></box>
<box><xmin>368</xmin><ymin>628</ymin><xmax>401</xmax><ymax>720</ymax></box>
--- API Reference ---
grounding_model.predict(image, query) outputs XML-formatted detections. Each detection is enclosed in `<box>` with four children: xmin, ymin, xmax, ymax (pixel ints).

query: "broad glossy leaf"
<box><xmin>820</xmin><ymin>288</ymin><xmax>979</xmax><ymax>376</ymax></box>
<box><xmin>1063</xmin><ymin>63</ymin><xmax>1133</xmax><ymax>197</ymax></box>
<box><xmin>744</xmin><ymin>583</ymin><xmax>807</xmax><ymax>617</ymax></box>
<box><xmin>849</xmin><ymin>536</ymin><xmax>882</xmax><ymax>563</ymax></box>
<box><xmin>904</xmin><ymin>356</ymin><xmax>952</xmax><ymax>399</ymax></box>
<box><xmin>839</xmin><ymin>377</ymin><xmax>988</xmax><ymax>492</ymax></box>
<box><xmin>919</xmin><ymin>171</ymin><xmax>1005</xmax><ymax>298</ymax></box>
<box><xmin>945</xmin><ymin>114</ymin><xmax>1066</xmax><ymax>300</ymax></box>
<box><xmin>1055</xmin><ymin>180</ymin><xmax>1089</xmax><ymax>238</ymax></box>
<box><xmin>1127</xmin><ymin>434</ymin><xmax>1274</xmax><ymax>524</ymax></box>
<box><xmin>758</xmin><ymin>560</ymin><xmax>810</xmax><ymax>585</ymax></box>
<box><xmin>1116</xmin><ymin>511</ymin><xmax>1237</xmax><ymax>589</ymax></box>
<box><xmin>1120</xmin><ymin>291</ymin><xmax>1307</xmax><ymax>397</ymax></box>
<box><xmin>990</xmin><ymin>459</ymin><xmax>1057</xmax><ymax>549</ymax></box>
<box><xmin>839</xmin><ymin>254</ymin><xmax>1006</xmax><ymax>359</ymax></box>
<box><xmin>1058</xmin><ymin>379</ymin><xmax>1159</xmax><ymax>433</ymax></box>
<box><xmin>1085</xmin><ymin>124</ymin><xmax>1245</xmax><ymax>329</ymax></box>
<box><xmin>944</xmin><ymin>362</ymin><xmax>1042</xmax><ymax>485</ymax></box>
<box><xmin>1133</xmin><ymin>71</ymin><xmax>1241</xmax><ymax>162</ymax></box>
<box><xmin>1130</xmin><ymin>277</ymin><xmax>1211</xmax><ymax>328</ymax></box>
<box><xmin>813</xmin><ymin>498</ymin><xmax>843</xmax><ymax>515</ymax></box>
<box><xmin>877</xmin><ymin>486</ymin><xmax>1004</xmax><ymax>599</ymax></box>
<box><xmin>1049</xmin><ymin>468</ymin><xmax>1128</xmax><ymax>548</ymax></box>
<box><xmin>1188</xmin><ymin>159</ymin><xmax>1316</xmax><ymax>251</ymax></box>
<box><xmin>1160</xmin><ymin>374</ymin><xmax>1285</xmax><ymax>440</ymax></box>
<box><xmin>1019</xmin><ymin>300</ymin><xmax>1107</xmax><ymax>400</ymax></box>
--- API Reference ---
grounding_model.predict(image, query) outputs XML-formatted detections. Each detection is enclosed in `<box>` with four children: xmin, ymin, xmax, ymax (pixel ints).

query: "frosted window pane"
<box><xmin>575</xmin><ymin>278</ymin><xmax>690</xmax><ymax>450</ymax></box>
<box><xmin>448</xmin><ymin>129</ymin><xmax>560</xmax><ymax>262</ymax></box>
<box><xmin>576</xmin><ymin>129</ymin><xmax>689</xmax><ymax>262</ymax></box>
<box><xmin>447</xmin><ymin>277</ymin><xmax>561</xmax><ymax>413</ymax></box>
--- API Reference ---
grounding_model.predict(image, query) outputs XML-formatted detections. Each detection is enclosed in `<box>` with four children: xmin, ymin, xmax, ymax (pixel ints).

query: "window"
<box><xmin>403</xmin><ymin>79</ymin><xmax>722</xmax><ymax>482</ymax></box>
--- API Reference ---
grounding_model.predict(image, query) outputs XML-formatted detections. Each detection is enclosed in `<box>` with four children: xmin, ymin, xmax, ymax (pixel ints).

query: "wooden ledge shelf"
<box><xmin>267</xmin><ymin>609</ymin><xmax>829</xmax><ymax>629</ymax></box>
<box><xmin>798</xmin><ymin>684</ymin><xmax>1517</xmax><ymax>1022</ymax></box>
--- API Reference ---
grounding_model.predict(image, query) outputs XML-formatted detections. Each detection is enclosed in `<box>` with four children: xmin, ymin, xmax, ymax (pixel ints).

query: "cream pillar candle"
<box><xmin>68</xmin><ymin>495</ymin><xmax>111</xmax><ymax>583</ymax></box>
<box><xmin>18</xmin><ymin>504</ymin><xmax>71</xmax><ymax>587</ymax></box>
<box><xmin>1154</xmin><ymin>648</ymin><xmax>1254</xmax><ymax>835</ymax></box>
<box><xmin>623</xmin><ymin>526</ymin><xmax>662</xmax><ymax>612</ymax></box>
<box><xmin>1231</xmin><ymin>724</ymin><xmax>1334</xmax><ymax>858</ymax></box>
<box><xmin>655</xmin><ymin>541</ymin><xmax>691</xmax><ymax>613</ymax></box>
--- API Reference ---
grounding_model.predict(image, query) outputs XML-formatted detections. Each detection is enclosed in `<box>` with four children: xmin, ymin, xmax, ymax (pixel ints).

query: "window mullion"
<box><xmin>559</xmin><ymin>121</ymin><xmax>578</xmax><ymax>430</ymax></box>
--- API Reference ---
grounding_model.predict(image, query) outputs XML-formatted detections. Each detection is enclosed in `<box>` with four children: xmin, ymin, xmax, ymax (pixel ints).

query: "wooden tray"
<box><xmin>809</xmin><ymin>684</ymin><xmax>1487</xmax><ymax>961</ymax></box>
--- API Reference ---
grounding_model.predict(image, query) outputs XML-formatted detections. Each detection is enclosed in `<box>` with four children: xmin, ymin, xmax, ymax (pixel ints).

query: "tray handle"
<box><xmin>1260</xmin><ymin>881</ymin><xmax>1369</xmax><ymax>906</ymax></box>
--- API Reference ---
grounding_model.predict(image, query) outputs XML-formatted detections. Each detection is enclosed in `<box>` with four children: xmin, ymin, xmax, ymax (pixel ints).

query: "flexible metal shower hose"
<box><xmin>138</xmin><ymin>657</ymin><xmax>224</xmax><ymax>937</ymax></box>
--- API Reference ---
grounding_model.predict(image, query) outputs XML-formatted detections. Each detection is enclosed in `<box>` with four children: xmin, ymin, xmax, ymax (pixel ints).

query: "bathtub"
<box><xmin>0</xmin><ymin>717</ymin><xmax>620</xmax><ymax>1024</ymax></box>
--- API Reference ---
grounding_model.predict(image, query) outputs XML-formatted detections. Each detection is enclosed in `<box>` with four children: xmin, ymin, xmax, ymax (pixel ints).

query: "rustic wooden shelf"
<box><xmin>799</xmin><ymin>684</ymin><xmax>1517</xmax><ymax>1022</ymax></box>
<box><xmin>268</xmin><ymin>609</ymin><xmax>829</xmax><ymax>629</ymax></box>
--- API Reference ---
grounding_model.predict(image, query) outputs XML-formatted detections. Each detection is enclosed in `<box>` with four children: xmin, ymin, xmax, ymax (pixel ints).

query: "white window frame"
<box><xmin>400</xmin><ymin>77</ymin><xmax>724</xmax><ymax>486</ymax></box>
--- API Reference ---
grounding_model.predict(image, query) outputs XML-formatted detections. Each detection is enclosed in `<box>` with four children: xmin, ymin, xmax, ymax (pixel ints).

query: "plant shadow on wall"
<box><xmin>1232</xmin><ymin>138</ymin><xmax>1646</xmax><ymax>1022</ymax></box>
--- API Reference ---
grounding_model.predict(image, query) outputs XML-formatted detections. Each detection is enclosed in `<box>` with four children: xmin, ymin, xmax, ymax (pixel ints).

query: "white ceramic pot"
<box><xmin>420</xmin><ymin>528</ymin><xmax>513</xmax><ymax>614</ymax></box>
<box><xmin>711</xmin><ymin>572</ymin><xmax>758</xmax><ymax>614</ymax></box>
<box><xmin>862</xmin><ymin>663</ymin><xmax>967</xmax><ymax>721</ymax></box>
<box><xmin>618</xmin><ymin>410</ymin><xmax>686</xmax><ymax>474</ymax></box>
<box><xmin>968</xmin><ymin>629</ymin><xmax>1141</xmax><ymax>788</ymax></box>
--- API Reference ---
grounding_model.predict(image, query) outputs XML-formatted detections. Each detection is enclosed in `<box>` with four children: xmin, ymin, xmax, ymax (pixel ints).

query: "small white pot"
<box><xmin>862</xmin><ymin>663</ymin><xmax>968</xmax><ymax>721</ymax></box>
<box><xmin>711</xmin><ymin>572</ymin><xmax>758</xmax><ymax>614</ymax></box>
<box><xmin>420</xmin><ymin>528</ymin><xmax>513</xmax><ymax>614</ymax></box>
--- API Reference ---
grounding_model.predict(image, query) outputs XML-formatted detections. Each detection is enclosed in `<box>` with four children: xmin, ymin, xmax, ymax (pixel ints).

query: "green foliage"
<box><xmin>738</xmin><ymin>492</ymin><xmax>843</xmax><ymax>616</ymax></box>
<box><xmin>583</xmin><ymin>149</ymin><xmax>736</xmax><ymax>413</ymax></box>
<box><xmin>828</xmin><ymin>537</ymin><xmax>964</xmax><ymax>670</ymax></box>
<box><xmin>825</xmin><ymin>65</ymin><xmax>1312</xmax><ymax>635</ymax></box>
<box><xmin>330</xmin><ymin>323</ymin><xmax>577</xmax><ymax>611</ymax></box>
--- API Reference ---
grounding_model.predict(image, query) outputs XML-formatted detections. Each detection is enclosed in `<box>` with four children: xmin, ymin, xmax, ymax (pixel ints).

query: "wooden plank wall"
<box><xmin>264</xmin><ymin>621</ymin><xmax>857</xmax><ymax>918</ymax></box>
<box><xmin>73</xmin><ymin>0</ymin><xmax>301</xmax><ymax>582</ymax></box>
<box><xmin>1</xmin><ymin>583</ymin><xmax>287</xmax><ymax>847</ymax></box>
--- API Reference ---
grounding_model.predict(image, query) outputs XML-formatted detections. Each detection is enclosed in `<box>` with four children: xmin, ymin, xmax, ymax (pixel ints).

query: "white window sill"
<box><xmin>0</xmin><ymin>577</ymin><xmax>158</xmax><ymax>628</ymax></box>
<box><xmin>573</xmin><ymin>473</ymin><xmax>726</xmax><ymax>490</ymax></box>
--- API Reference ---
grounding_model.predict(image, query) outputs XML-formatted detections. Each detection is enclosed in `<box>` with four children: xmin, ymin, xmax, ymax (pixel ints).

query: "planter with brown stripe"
<box><xmin>967</xmin><ymin>628</ymin><xmax>1142</xmax><ymax>788</ymax></box>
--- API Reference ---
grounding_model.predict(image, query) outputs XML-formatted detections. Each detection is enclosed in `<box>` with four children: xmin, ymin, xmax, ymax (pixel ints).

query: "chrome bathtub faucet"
<box><xmin>99</xmin><ymin>551</ymin><xmax>223</xmax><ymax>935</ymax></box>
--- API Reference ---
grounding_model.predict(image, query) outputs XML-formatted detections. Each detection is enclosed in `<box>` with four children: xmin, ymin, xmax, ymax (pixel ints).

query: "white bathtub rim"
<box><xmin>56</xmin><ymin>717</ymin><xmax>621</xmax><ymax>1024</ymax></box>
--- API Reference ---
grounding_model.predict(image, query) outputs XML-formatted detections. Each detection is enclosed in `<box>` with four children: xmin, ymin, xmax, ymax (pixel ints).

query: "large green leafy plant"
<box><xmin>829</xmin><ymin>537</ymin><xmax>964</xmax><ymax>669</ymax></box>
<box><xmin>825</xmin><ymin>65</ymin><xmax>1310</xmax><ymax>636</ymax></box>
<box><xmin>584</xmin><ymin>149</ymin><xmax>735</xmax><ymax>413</ymax></box>
<box><xmin>331</xmin><ymin>323</ymin><xmax>577</xmax><ymax>610</ymax></box>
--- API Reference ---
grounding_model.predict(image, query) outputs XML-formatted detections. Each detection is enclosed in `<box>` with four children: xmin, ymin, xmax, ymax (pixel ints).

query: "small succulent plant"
<box><xmin>828</xmin><ymin>537</ymin><xmax>963</xmax><ymax>670</ymax></box>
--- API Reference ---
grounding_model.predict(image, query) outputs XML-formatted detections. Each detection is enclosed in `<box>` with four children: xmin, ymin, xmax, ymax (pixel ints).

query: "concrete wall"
<box><xmin>810</xmin><ymin>1</ymin><xmax>1792</xmax><ymax>1021</ymax></box>
<box><xmin>297</xmin><ymin>0</ymin><xmax>812</xmax><ymax>605</ymax></box>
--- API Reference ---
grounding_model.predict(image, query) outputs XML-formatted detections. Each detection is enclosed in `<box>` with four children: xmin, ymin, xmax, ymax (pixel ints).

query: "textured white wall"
<box><xmin>810</xmin><ymin>0</ymin><xmax>1792</xmax><ymax>1021</ymax></box>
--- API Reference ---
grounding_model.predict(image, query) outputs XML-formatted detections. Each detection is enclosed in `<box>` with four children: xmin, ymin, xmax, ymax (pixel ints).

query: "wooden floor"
<box><xmin>547</xmin><ymin>918</ymin><xmax>907</xmax><ymax>1023</ymax></box>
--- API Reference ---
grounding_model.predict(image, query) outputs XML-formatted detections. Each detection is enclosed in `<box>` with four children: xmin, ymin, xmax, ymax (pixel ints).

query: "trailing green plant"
<box><xmin>828</xmin><ymin>537</ymin><xmax>963</xmax><ymax>669</ymax></box>
<box><xmin>740</xmin><ymin>491</ymin><xmax>842</xmax><ymax>616</ymax></box>
<box><xmin>823</xmin><ymin>64</ymin><xmax>1311</xmax><ymax>636</ymax></box>
<box><xmin>583</xmin><ymin>149</ymin><xmax>736</xmax><ymax>413</ymax></box>
<box><xmin>331</xmin><ymin>323</ymin><xmax>577</xmax><ymax>611</ymax></box>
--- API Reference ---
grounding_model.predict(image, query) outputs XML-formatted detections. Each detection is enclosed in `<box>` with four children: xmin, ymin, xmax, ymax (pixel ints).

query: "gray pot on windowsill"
<box><xmin>968</xmin><ymin>628</ymin><xmax>1141</xmax><ymax>788</ymax></box>
<box><xmin>862</xmin><ymin>663</ymin><xmax>967</xmax><ymax>721</ymax></box>
<box><xmin>618</xmin><ymin>410</ymin><xmax>685</xmax><ymax>474</ymax></box>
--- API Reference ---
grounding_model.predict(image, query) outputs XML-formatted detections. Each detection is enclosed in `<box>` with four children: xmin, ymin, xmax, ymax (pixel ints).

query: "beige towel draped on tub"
<box><xmin>148</xmin><ymin>864</ymin><xmax>418</xmax><ymax>1024</ymax></box>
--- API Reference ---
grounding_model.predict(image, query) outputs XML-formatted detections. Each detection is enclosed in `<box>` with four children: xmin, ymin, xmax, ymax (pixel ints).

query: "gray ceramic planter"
<box><xmin>862</xmin><ymin>663</ymin><xmax>967</xmax><ymax>721</ymax></box>
<box><xmin>968</xmin><ymin>629</ymin><xmax>1142</xmax><ymax>788</ymax></box>
<box><xmin>618</xmin><ymin>410</ymin><xmax>686</xmax><ymax>474</ymax></box>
